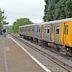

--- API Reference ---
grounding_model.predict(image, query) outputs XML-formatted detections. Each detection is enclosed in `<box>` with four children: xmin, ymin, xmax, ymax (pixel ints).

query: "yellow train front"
<box><xmin>19</xmin><ymin>18</ymin><xmax>72</xmax><ymax>56</ymax></box>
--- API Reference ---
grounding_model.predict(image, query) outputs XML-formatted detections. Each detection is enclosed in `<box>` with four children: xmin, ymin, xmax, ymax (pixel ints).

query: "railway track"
<box><xmin>12</xmin><ymin>34</ymin><xmax>72</xmax><ymax>72</ymax></box>
<box><xmin>26</xmin><ymin>39</ymin><xmax>72</xmax><ymax>61</ymax></box>
<box><xmin>41</xmin><ymin>44</ymin><xmax>72</xmax><ymax>61</ymax></box>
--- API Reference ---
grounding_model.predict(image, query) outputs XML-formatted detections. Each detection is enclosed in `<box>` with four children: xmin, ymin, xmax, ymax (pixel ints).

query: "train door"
<box><xmin>50</xmin><ymin>24</ymin><xmax>54</xmax><ymax>42</ymax></box>
<box><xmin>36</xmin><ymin>25</ymin><xmax>40</xmax><ymax>39</ymax></box>
<box><xmin>59</xmin><ymin>22</ymin><xmax>68</xmax><ymax>45</ymax></box>
<box><xmin>45</xmin><ymin>24</ymin><xmax>51</xmax><ymax>42</ymax></box>
<box><xmin>54</xmin><ymin>23</ymin><xmax>60</xmax><ymax>43</ymax></box>
<box><xmin>63</xmin><ymin>23</ymin><xmax>68</xmax><ymax>44</ymax></box>
<box><xmin>34</xmin><ymin>25</ymin><xmax>39</xmax><ymax>39</ymax></box>
<box><xmin>40</xmin><ymin>25</ymin><xmax>45</xmax><ymax>40</ymax></box>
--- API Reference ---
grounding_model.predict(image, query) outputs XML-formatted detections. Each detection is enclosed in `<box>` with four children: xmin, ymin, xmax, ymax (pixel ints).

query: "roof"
<box><xmin>19</xmin><ymin>18</ymin><xmax>72</xmax><ymax>28</ymax></box>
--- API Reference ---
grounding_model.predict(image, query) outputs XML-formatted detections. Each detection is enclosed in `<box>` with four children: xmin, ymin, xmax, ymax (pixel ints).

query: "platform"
<box><xmin>0</xmin><ymin>35</ymin><xmax>46</xmax><ymax>72</ymax></box>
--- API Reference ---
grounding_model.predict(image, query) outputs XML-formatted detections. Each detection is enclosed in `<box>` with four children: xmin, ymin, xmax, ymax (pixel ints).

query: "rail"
<box><xmin>11</xmin><ymin>34</ymin><xmax>72</xmax><ymax>72</ymax></box>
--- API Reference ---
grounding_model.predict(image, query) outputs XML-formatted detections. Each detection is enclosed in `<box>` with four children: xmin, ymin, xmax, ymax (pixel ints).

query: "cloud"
<box><xmin>0</xmin><ymin>0</ymin><xmax>45</xmax><ymax>24</ymax></box>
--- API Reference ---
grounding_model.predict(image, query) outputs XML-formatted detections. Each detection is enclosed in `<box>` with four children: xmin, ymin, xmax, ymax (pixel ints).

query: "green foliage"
<box><xmin>6</xmin><ymin>26</ymin><xmax>13</xmax><ymax>33</ymax></box>
<box><xmin>65</xmin><ymin>0</ymin><xmax>72</xmax><ymax>18</ymax></box>
<box><xmin>55</xmin><ymin>0</ymin><xmax>66</xmax><ymax>20</ymax></box>
<box><xmin>0</xmin><ymin>8</ymin><xmax>6</xmax><ymax>28</ymax></box>
<box><xmin>43</xmin><ymin>0</ymin><xmax>72</xmax><ymax>21</ymax></box>
<box><xmin>43</xmin><ymin>0</ymin><xmax>56</xmax><ymax>21</ymax></box>
<box><xmin>12</xmin><ymin>18</ymin><xmax>33</xmax><ymax>33</ymax></box>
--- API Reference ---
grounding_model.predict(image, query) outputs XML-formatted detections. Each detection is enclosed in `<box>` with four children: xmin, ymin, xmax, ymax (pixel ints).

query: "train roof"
<box><xmin>19</xmin><ymin>18</ymin><xmax>72</xmax><ymax>28</ymax></box>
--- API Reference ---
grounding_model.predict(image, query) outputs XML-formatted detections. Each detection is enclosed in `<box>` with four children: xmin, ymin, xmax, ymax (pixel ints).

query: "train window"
<box><xmin>32</xmin><ymin>27</ymin><xmax>35</xmax><ymax>32</ymax></box>
<box><xmin>32</xmin><ymin>28</ymin><xmax>34</xmax><ymax>31</ymax></box>
<box><xmin>56</xmin><ymin>28</ymin><xmax>59</xmax><ymax>34</ymax></box>
<box><xmin>39</xmin><ymin>28</ymin><xmax>40</xmax><ymax>32</ymax></box>
<box><xmin>37</xmin><ymin>28</ymin><xmax>38</xmax><ymax>32</ymax></box>
<box><xmin>37</xmin><ymin>27</ymin><xmax>40</xmax><ymax>32</ymax></box>
<box><xmin>64</xmin><ymin>25</ymin><xmax>68</xmax><ymax>34</ymax></box>
<box><xmin>37</xmin><ymin>26</ymin><xmax>38</xmax><ymax>32</ymax></box>
<box><xmin>47</xmin><ymin>29</ymin><xmax>50</xmax><ymax>33</ymax></box>
<box><xmin>67</xmin><ymin>25</ymin><xmax>68</xmax><ymax>34</ymax></box>
<box><xmin>37</xmin><ymin>29</ymin><xmax>38</xmax><ymax>32</ymax></box>
<box><xmin>64</xmin><ymin>25</ymin><xmax>66</xmax><ymax>34</ymax></box>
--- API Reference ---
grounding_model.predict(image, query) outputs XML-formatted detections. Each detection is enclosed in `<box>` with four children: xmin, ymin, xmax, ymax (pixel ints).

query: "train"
<box><xmin>19</xmin><ymin>18</ymin><xmax>72</xmax><ymax>56</ymax></box>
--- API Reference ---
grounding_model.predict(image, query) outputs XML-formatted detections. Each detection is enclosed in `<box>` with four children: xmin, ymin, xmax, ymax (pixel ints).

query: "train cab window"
<box><xmin>56</xmin><ymin>28</ymin><xmax>59</xmax><ymax>34</ymax></box>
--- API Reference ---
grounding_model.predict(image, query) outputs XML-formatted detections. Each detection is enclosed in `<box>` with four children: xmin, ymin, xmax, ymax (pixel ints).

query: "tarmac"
<box><xmin>0</xmin><ymin>35</ymin><xmax>46</xmax><ymax>72</ymax></box>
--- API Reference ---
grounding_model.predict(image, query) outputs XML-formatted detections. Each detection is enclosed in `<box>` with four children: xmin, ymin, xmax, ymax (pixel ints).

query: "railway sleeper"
<box><xmin>65</xmin><ymin>47</ymin><xmax>72</xmax><ymax>56</ymax></box>
<box><xmin>38</xmin><ymin>40</ymin><xmax>44</xmax><ymax>45</ymax></box>
<box><xmin>20</xmin><ymin>35</ymin><xmax>72</xmax><ymax>56</ymax></box>
<box><xmin>59</xmin><ymin>46</ymin><xmax>72</xmax><ymax>56</ymax></box>
<box><xmin>33</xmin><ymin>38</ymin><xmax>38</xmax><ymax>44</ymax></box>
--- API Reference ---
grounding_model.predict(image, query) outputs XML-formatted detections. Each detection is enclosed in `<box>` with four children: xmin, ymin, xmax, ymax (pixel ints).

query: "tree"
<box><xmin>55</xmin><ymin>0</ymin><xmax>66</xmax><ymax>20</ymax></box>
<box><xmin>12</xmin><ymin>18</ymin><xmax>33</xmax><ymax>33</ymax></box>
<box><xmin>43</xmin><ymin>0</ymin><xmax>72</xmax><ymax>21</ymax></box>
<box><xmin>0</xmin><ymin>8</ymin><xmax>6</xmax><ymax>28</ymax></box>
<box><xmin>65</xmin><ymin>0</ymin><xmax>72</xmax><ymax>18</ymax></box>
<box><xmin>43</xmin><ymin>0</ymin><xmax>57</xmax><ymax>21</ymax></box>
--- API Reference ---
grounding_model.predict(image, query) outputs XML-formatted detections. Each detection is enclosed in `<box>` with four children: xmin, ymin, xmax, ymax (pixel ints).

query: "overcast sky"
<box><xmin>0</xmin><ymin>0</ymin><xmax>45</xmax><ymax>25</ymax></box>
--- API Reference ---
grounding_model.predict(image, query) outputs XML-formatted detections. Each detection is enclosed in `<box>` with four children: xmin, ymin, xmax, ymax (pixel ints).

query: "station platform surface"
<box><xmin>0</xmin><ymin>35</ymin><xmax>46</xmax><ymax>72</ymax></box>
